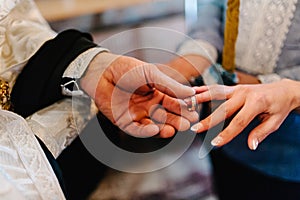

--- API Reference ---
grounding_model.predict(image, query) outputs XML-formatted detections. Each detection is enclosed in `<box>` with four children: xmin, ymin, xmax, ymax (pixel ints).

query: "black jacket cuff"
<box><xmin>11</xmin><ymin>29</ymin><xmax>97</xmax><ymax>117</ymax></box>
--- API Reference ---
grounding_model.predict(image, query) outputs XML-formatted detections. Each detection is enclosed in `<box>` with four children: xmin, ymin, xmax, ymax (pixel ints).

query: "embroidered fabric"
<box><xmin>0</xmin><ymin>173</ymin><xmax>25</xmax><ymax>200</ymax></box>
<box><xmin>26</xmin><ymin>98</ymin><xmax>98</xmax><ymax>158</ymax></box>
<box><xmin>0</xmin><ymin>0</ymin><xmax>56</xmax><ymax>87</ymax></box>
<box><xmin>235</xmin><ymin>0</ymin><xmax>298</xmax><ymax>75</ymax></box>
<box><xmin>0</xmin><ymin>0</ymin><xmax>98</xmax><ymax>157</ymax></box>
<box><xmin>0</xmin><ymin>110</ymin><xmax>65</xmax><ymax>200</ymax></box>
<box><xmin>0</xmin><ymin>2</ymin><xmax>100</xmax><ymax>198</ymax></box>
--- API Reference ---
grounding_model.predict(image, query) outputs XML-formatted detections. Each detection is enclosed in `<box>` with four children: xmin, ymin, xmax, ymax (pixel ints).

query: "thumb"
<box><xmin>145</xmin><ymin>65</ymin><xmax>195</xmax><ymax>99</ymax></box>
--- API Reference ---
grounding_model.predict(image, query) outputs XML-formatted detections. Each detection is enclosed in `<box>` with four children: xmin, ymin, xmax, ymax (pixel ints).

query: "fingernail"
<box><xmin>251</xmin><ymin>139</ymin><xmax>259</xmax><ymax>150</ymax></box>
<box><xmin>191</xmin><ymin>123</ymin><xmax>203</xmax><ymax>132</ymax></box>
<box><xmin>211</xmin><ymin>136</ymin><xmax>223</xmax><ymax>146</ymax></box>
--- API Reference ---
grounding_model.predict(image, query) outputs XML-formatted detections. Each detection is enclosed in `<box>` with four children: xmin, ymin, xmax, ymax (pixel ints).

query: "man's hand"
<box><xmin>190</xmin><ymin>79</ymin><xmax>300</xmax><ymax>150</ymax></box>
<box><xmin>80</xmin><ymin>52</ymin><xmax>198</xmax><ymax>138</ymax></box>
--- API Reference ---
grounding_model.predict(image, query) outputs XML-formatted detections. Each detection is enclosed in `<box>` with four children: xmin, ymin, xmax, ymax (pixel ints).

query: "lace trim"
<box><xmin>0</xmin><ymin>110</ymin><xmax>65</xmax><ymax>199</ymax></box>
<box><xmin>235</xmin><ymin>0</ymin><xmax>298</xmax><ymax>74</ymax></box>
<box><xmin>63</xmin><ymin>47</ymin><xmax>108</xmax><ymax>79</ymax></box>
<box><xmin>62</xmin><ymin>47</ymin><xmax>108</xmax><ymax>97</ymax></box>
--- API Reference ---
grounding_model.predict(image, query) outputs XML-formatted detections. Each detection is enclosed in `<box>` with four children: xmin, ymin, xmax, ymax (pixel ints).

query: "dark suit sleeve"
<box><xmin>11</xmin><ymin>29</ymin><xmax>98</xmax><ymax>118</ymax></box>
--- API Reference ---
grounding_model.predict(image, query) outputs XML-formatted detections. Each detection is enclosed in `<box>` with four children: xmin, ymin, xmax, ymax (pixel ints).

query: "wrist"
<box><xmin>79</xmin><ymin>52</ymin><xmax>117</xmax><ymax>98</ymax></box>
<box><xmin>194</xmin><ymin>63</ymin><xmax>239</xmax><ymax>86</ymax></box>
<box><xmin>177</xmin><ymin>54</ymin><xmax>211</xmax><ymax>84</ymax></box>
<box><xmin>183</xmin><ymin>54</ymin><xmax>211</xmax><ymax>74</ymax></box>
<box><xmin>283</xmin><ymin>79</ymin><xmax>300</xmax><ymax>110</ymax></box>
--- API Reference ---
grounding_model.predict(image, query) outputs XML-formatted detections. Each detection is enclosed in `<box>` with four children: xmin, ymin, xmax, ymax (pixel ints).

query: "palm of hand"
<box><xmin>97</xmin><ymin>83</ymin><xmax>191</xmax><ymax>138</ymax></box>
<box><xmin>81</xmin><ymin>53</ymin><xmax>197</xmax><ymax>138</ymax></box>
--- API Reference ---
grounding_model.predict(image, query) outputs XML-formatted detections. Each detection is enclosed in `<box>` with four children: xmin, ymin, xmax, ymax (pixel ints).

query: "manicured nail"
<box><xmin>211</xmin><ymin>136</ymin><xmax>223</xmax><ymax>146</ymax></box>
<box><xmin>251</xmin><ymin>139</ymin><xmax>259</xmax><ymax>150</ymax></box>
<box><xmin>191</xmin><ymin>123</ymin><xmax>203</xmax><ymax>132</ymax></box>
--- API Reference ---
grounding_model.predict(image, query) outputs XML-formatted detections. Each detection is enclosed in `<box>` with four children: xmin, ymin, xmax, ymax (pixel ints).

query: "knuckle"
<box><xmin>201</xmin><ymin>118</ymin><xmax>212</xmax><ymax>130</ymax></box>
<box><xmin>269</xmin><ymin>123</ymin><xmax>280</xmax><ymax>133</ymax></box>
<box><xmin>218</xmin><ymin>130</ymin><xmax>234</xmax><ymax>144</ymax></box>
<box><xmin>252</xmin><ymin>93</ymin><xmax>266</xmax><ymax>104</ymax></box>
<box><xmin>233</xmin><ymin>116</ymin><xmax>247</xmax><ymax>127</ymax></box>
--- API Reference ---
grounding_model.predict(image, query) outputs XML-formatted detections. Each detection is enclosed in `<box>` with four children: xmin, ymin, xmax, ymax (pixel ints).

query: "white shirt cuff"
<box><xmin>61</xmin><ymin>47</ymin><xmax>109</xmax><ymax>96</ymax></box>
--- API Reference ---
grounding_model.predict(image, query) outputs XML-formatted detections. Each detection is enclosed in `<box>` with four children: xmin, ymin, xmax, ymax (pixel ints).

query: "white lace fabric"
<box><xmin>235</xmin><ymin>0</ymin><xmax>298</xmax><ymax>75</ymax></box>
<box><xmin>0</xmin><ymin>110</ymin><xmax>65</xmax><ymax>200</ymax></box>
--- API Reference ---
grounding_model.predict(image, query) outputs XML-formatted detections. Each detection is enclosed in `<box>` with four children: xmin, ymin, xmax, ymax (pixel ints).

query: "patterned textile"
<box><xmin>0</xmin><ymin>110</ymin><xmax>65</xmax><ymax>199</ymax></box>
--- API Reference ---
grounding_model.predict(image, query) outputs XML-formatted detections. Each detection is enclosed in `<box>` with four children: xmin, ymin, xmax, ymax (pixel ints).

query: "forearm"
<box><xmin>171</xmin><ymin>0</ymin><xmax>225</xmax><ymax>84</ymax></box>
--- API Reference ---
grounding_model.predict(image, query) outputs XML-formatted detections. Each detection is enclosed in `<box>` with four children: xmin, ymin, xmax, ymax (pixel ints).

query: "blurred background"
<box><xmin>35</xmin><ymin>0</ymin><xmax>199</xmax><ymax>61</ymax></box>
<box><xmin>34</xmin><ymin>0</ymin><xmax>217</xmax><ymax>199</ymax></box>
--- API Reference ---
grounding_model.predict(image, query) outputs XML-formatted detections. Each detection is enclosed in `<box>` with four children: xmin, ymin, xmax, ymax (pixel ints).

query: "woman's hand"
<box><xmin>190</xmin><ymin>79</ymin><xmax>300</xmax><ymax>150</ymax></box>
<box><xmin>80</xmin><ymin>52</ymin><xmax>198</xmax><ymax>138</ymax></box>
<box><xmin>158</xmin><ymin>54</ymin><xmax>211</xmax><ymax>85</ymax></box>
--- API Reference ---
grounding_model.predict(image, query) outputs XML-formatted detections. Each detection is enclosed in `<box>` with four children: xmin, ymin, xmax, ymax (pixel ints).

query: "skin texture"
<box><xmin>189</xmin><ymin>79</ymin><xmax>300</xmax><ymax>150</ymax></box>
<box><xmin>163</xmin><ymin>54</ymin><xmax>268</xmax><ymax>150</ymax></box>
<box><xmin>159</xmin><ymin>54</ymin><xmax>211</xmax><ymax>85</ymax></box>
<box><xmin>236</xmin><ymin>70</ymin><xmax>260</xmax><ymax>84</ymax></box>
<box><xmin>80</xmin><ymin>52</ymin><xmax>198</xmax><ymax>138</ymax></box>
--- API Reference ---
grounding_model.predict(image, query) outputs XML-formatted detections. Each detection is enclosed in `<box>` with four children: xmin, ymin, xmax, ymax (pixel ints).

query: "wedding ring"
<box><xmin>187</xmin><ymin>95</ymin><xmax>197</xmax><ymax>112</ymax></box>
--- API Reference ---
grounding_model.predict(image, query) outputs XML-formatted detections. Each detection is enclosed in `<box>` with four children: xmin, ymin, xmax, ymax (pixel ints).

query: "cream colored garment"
<box><xmin>0</xmin><ymin>0</ymin><xmax>57</xmax><ymax>86</ymax></box>
<box><xmin>0</xmin><ymin>110</ymin><xmax>65</xmax><ymax>200</ymax></box>
<box><xmin>180</xmin><ymin>0</ymin><xmax>298</xmax><ymax>83</ymax></box>
<box><xmin>0</xmin><ymin>0</ymin><xmax>99</xmax><ymax>199</ymax></box>
<box><xmin>0</xmin><ymin>1</ymin><xmax>67</xmax><ymax>199</ymax></box>
<box><xmin>26</xmin><ymin>98</ymin><xmax>97</xmax><ymax>158</ymax></box>
<box><xmin>235</xmin><ymin>0</ymin><xmax>298</xmax><ymax>82</ymax></box>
